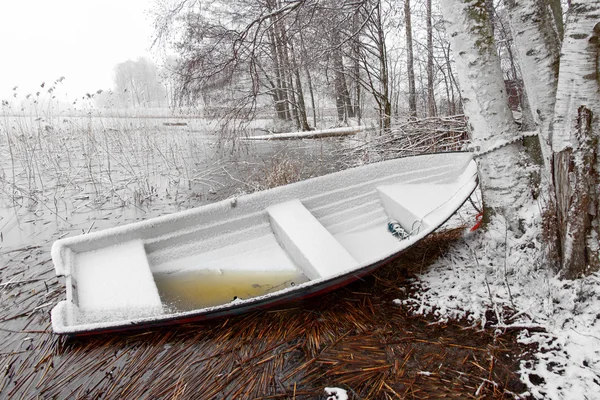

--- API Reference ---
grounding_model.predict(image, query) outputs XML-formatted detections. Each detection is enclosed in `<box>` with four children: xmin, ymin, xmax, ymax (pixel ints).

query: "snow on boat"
<box><xmin>51</xmin><ymin>152</ymin><xmax>478</xmax><ymax>335</ymax></box>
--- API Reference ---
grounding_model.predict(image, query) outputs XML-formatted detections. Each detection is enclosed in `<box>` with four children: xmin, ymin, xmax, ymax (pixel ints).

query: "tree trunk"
<box><xmin>332</xmin><ymin>31</ymin><xmax>352</xmax><ymax>124</ymax></box>
<box><xmin>405</xmin><ymin>0</ymin><xmax>417</xmax><ymax>119</ymax></box>
<box><xmin>289</xmin><ymin>40</ymin><xmax>310</xmax><ymax>131</ymax></box>
<box><xmin>352</xmin><ymin>8</ymin><xmax>362</xmax><ymax>122</ymax></box>
<box><xmin>553</xmin><ymin>107</ymin><xmax>599</xmax><ymax>277</ymax></box>
<box><xmin>300</xmin><ymin>32</ymin><xmax>317</xmax><ymax>127</ymax></box>
<box><xmin>505</xmin><ymin>0</ymin><xmax>561</xmax><ymax>172</ymax></box>
<box><xmin>268</xmin><ymin>26</ymin><xmax>288</xmax><ymax>120</ymax></box>
<box><xmin>287</xmin><ymin>74</ymin><xmax>301</xmax><ymax>129</ymax></box>
<box><xmin>548</xmin><ymin>0</ymin><xmax>565</xmax><ymax>40</ymax></box>
<box><xmin>440</xmin><ymin>0</ymin><xmax>531</xmax><ymax>232</ymax></box>
<box><xmin>294</xmin><ymin>68</ymin><xmax>310</xmax><ymax>131</ymax></box>
<box><xmin>485</xmin><ymin>0</ymin><xmax>495</xmax><ymax>37</ymax></box>
<box><xmin>444</xmin><ymin>43</ymin><xmax>457</xmax><ymax>115</ymax></box>
<box><xmin>550</xmin><ymin>0</ymin><xmax>600</xmax><ymax>278</ymax></box>
<box><xmin>273</xmin><ymin>10</ymin><xmax>292</xmax><ymax>122</ymax></box>
<box><xmin>277</xmin><ymin>19</ymin><xmax>299</xmax><ymax>127</ymax></box>
<box><xmin>376</xmin><ymin>2</ymin><xmax>391</xmax><ymax>131</ymax></box>
<box><xmin>426</xmin><ymin>0</ymin><xmax>436</xmax><ymax>117</ymax></box>
<box><xmin>305</xmin><ymin>65</ymin><xmax>317</xmax><ymax>128</ymax></box>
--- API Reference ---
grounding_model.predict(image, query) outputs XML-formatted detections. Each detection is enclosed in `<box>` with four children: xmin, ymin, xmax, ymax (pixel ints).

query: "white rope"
<box><xmin>473</xmin><ymin>131</ymin><xmax>539</xmax><ymax>158</ymax></box>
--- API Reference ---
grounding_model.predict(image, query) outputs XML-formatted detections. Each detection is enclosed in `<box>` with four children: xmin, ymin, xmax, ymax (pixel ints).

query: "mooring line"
<box><xmin>473</xmin><ymin>131</ymin><xmax>539</xmax><ymax>158</ymax></box>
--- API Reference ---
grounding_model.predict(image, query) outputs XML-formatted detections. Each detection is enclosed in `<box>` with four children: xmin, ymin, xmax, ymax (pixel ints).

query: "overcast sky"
<box><xmin>0</xmin><ymin>0</ymin><xmax>156</xmax><ymax>102</ymax></box>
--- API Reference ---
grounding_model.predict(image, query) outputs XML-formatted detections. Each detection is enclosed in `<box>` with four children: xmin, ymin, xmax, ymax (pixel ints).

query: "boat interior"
<box><xmin>52</xmin><ymin>154</ymin><xmax>477</xmax><ymax>331</ymax></box>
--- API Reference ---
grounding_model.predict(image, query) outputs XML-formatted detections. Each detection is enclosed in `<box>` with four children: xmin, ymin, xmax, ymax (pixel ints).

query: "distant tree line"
<box><xmin>150</xmin><ymin>0</ymin><xmax>531</xmax><ymax>131</ymax></box>
<box><xmin>94</xmin><ymin>57</ymin><xmax>181</xmax><ymax>109</ymax></box>
<box><xmin>152</xmin><ymin>0</ymin><xmax>463</xmax><ymax>130</ymax></box>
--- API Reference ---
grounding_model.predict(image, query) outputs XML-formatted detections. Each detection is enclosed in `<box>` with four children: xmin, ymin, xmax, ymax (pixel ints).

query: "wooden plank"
<box><xmin>267</xmin><ymin>199</ymin><xmax>358</xmax><ymax>279</ymax></box>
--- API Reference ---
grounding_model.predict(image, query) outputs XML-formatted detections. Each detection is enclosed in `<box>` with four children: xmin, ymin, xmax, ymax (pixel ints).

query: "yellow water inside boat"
<box><xmin>153</xmin><ymin>270</ymin><xmax>309</xmax><ymax>311</ymax></box>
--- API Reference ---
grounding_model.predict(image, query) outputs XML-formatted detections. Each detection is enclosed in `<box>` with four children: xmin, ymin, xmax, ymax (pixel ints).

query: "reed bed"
<box><xmin>0</xmin><ymin>115</ymin><xmax>219</xmax><ymax>211</ymax></box>
<box><xmin>0</xmin><ymin>112</ymin><xmax>342</xmax><ymax>251</ymax></box>
<box><xmin>0</xmin><ymin>228</ymin><xmax>528</xmax><ymax>399</ymax></box>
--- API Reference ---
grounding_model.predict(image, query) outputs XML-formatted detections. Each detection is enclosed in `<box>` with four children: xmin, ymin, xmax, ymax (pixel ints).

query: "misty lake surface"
<box><xmin>0</xmin><ymin>115</ymin><xmax>351</xmax><ymax>251</ymax></box>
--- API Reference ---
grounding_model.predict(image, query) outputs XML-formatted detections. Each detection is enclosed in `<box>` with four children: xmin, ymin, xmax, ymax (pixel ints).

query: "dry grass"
<box><xmin>0</xmin><ymin>115</ymin><xmax>218</xmax><ymax>209</ymax></box>
<box><xmin>0</xmin><ymin>228</ymin><xmax>529</xmax><ymax>399</ymax></box>
<box><xmin>247</xmin><ymin>157</ymin><xmax>309</xmax><ymax>191</ymax></box>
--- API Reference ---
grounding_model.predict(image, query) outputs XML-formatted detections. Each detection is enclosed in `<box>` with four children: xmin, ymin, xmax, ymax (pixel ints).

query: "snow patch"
<box><xmin>324</xmin><ymin>387</ymin><xmax>348</xmax><ymax>400</ymax></box>
<box><xmin>401</xmin><ymin>203</ymin><xmax>600</xmax><ymax>399</ymax></box>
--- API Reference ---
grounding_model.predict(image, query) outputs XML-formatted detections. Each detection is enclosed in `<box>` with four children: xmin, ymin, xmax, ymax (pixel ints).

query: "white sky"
<box><xmin>0</xmin><ymin>0</ymin><xmax>157</xmax><ymax>101</ymax></box>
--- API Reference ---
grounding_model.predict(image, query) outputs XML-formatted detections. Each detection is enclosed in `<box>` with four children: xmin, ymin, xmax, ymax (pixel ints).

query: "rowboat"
<box><xmin>51</xmin><ymin>152</ymin><xmax>478</xmax><ymax>335</ymax></box>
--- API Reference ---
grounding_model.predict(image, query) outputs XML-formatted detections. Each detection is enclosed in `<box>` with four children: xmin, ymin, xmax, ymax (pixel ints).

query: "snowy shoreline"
<box><xmin>400</xmin><ymin>201</ymin><xmax>600</xmax><ymax>399</ymax></box>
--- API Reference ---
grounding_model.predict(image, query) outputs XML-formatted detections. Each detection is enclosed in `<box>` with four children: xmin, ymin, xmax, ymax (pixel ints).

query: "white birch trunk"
<box><xmin>550</xmin><ymin>0</ymin><xmax>600</xmax><ymax>277</ymax></box>
<box><xmin>504</xmin><ymin>0</ymin><xmax>563</xmax><ymax>269</ymax></box>
<box><xmin>551</xmin><ymin>1</ymin><xmax>600</xmax><ymax>153</ymax></box>
<box><xmin>440</xmin><ymin>0</ymin><xmax>531</xmax><ymax>230</ymax></box>
<box><xmin>505</xmin><ymin>0</ymin><xmax>561</xmax><ymax>173</ymax></box>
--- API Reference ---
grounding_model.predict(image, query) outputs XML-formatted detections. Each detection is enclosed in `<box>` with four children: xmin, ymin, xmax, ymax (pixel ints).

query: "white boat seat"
<box><xmin>72</xmin><ymin>239</ymin><xmax>163</xmax><ymax>321</ymax></box>
<box><xmin>378</xmin><ymin>183</ymin><xmax>462</xmax><ymax>234</ymax></box>
<box><xmin>267</xmin><ymin>199</ymin><xmax>359</xmax><ymax>280</ymax></box>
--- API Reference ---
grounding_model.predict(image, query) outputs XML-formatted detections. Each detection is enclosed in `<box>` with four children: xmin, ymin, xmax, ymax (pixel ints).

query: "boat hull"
<box><xmin>51</xmin><ymin>152</ymin><xmax>479</xmax><ymax>336</ymax></box>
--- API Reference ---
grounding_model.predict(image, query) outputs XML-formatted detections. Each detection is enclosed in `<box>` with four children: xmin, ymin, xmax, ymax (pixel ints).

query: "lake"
<box><xmin>0</xmin><ymin>115</ymin><xmax>351</xmax><ymax>251</ymax></box>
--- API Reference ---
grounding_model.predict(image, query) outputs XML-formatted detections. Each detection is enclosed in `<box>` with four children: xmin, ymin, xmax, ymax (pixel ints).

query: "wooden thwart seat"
<box><xmin>73</xmin><ymin>240</ymin><xmax>163</xmax><ymax>318</ymax></box>
<box><xmin>378</xmin><ymin>183</ymin><xmax>461</xmax><ymax>234</ymax></box>
<box><xmin>267</xmin><ymin>199</ymin><xmax>359</xmax><ymax>280</ymax></box>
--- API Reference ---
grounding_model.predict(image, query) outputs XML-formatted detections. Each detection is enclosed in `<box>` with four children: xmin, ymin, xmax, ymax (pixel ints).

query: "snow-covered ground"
<box><xmin>400</xmin><ymin>196</ymin><xmax>600</xmax><ymax>399</ymax></box>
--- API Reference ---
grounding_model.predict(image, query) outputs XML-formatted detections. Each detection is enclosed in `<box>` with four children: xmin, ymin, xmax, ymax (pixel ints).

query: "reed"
<box><xmin>0</xmin><ymin>102</ymin><xmax>239</xmax><ymax>250</ymax></box>
<box><xmin>0</xmin><ymin>229</ymin><xmax>529</xmax><ymax>399</ymax></box>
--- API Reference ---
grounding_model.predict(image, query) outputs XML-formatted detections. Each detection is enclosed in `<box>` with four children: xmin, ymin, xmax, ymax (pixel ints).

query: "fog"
<box><xmin>0</xmin><ymin>0</ymin><xmax>155</xmax><ymax>100</ymax></box>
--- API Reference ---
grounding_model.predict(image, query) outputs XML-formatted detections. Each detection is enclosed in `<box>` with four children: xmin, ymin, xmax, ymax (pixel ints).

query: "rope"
<box><xmin>473</xmin><ymin>131</ymin><xmax>538</xmax><ymax>158</ymax></box>
<box><xmin>468</xmin><ymin>196</ymin><xmax>482</xmax><ymax>214</ymax></box>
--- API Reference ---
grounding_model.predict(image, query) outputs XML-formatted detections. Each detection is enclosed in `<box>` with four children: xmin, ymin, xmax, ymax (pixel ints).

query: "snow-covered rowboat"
<box><xmin>51</xmin><ymin>152</ymin><xmax>478</xmax><ymax>335</ymax></box>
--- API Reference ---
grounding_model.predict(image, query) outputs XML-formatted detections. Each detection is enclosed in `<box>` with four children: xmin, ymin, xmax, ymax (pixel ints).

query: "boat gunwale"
<box><xmin>52</xmin><ymin>151</ymin><xmax>472</xmax><ymax>250</ymax></box>
<box><xmin>51</xmin><ymin>151</ymin><xmax>478</xmax><ymax>336</ymax></box>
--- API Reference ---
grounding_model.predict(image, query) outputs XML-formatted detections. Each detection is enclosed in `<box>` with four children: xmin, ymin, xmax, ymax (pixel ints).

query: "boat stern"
<box><xmin>50</xmin><ymin>239</ymin><xmax>165</xmax><ymax>334</ymax></box>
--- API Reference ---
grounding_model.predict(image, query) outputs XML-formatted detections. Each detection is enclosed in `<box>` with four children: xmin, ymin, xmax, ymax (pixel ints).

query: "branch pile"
<box><xmin>342</xmin><ymin>115</ymin><xmax>470</xmax><ymax>164</ymax></box>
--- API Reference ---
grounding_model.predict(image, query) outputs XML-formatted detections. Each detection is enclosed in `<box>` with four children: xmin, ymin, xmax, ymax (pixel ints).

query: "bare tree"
<box><xmin>426</xmin><ymin>0</ymin><xmax>436</xmax><ymax>117</ymax></box>
<box><xmin>404</xmin><ymin>0</ymin><xmax>417</xmax><ymax>120</ymax></box>
<box><xmin>113</xmin><ymin>58</ymin><xmax>166</xmax><ymax>108</ymax></box>
<box><xmin>355</xmin><ymin>0</ymin><xmax>392</xmax><ymax>130</ymax></box>
<box><xmin>440</xmin><ymin>0</ymin><xmax>532</xmax><ymax>232</ymax></box>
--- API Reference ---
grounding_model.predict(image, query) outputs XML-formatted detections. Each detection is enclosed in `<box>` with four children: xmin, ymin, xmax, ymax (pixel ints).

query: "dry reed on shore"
<box><xmin>0</xmin><ymin>228</ymin><xmax>529</xmax><ymax>399</ymax></box>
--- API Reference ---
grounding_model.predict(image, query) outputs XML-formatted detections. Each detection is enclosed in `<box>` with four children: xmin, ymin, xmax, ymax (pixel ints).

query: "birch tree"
<box><xmin>548</xmin><ymin>1</ymin><xmax>600</xmax><ymax>277</ymax></box>
<box><xmin>505</xmin><ymin>0</ymin><xmax>561</xmax><ymax>170</ymax></box>
<box><xmin>439</xmin><ymin>0</ymin><xmax>532</xmax><ymax>231</ymax></box>
<box><xmin>443</xmin><ymin>0</ymin><xmax>600</xmax><ymax>278</ymax></box>
<box><xmin>505</xmin><ymin>0</ymin><xmax>600</xmax><ymax>277</ymax></box>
